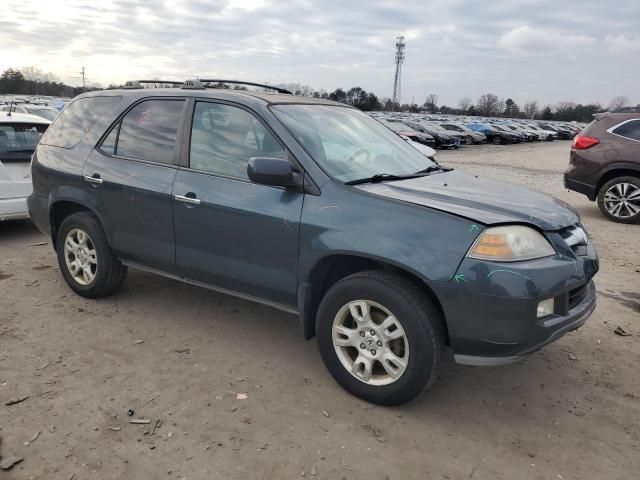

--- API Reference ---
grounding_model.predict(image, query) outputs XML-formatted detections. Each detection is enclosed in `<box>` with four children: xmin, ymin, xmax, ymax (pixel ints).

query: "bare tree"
<box><xmin>20</xmin><ymin>66</ymin><xmax>46</xmax><ymax>82</ymax></box>
<box><xmin>458</xmin><ymin>96</ymin><xmax>472</xmax><ymax>111</ymax></box>
<box><xmin>476</xmin><ymin>93</ymin><xmax>500</xmax><ymax>116</ymax></box>
<box><xmin>608</xmin><ymin>95</ymin><xmax>630</xmax><ymax>111</ymax></box>
<box><xmin>523</xmin><ymin>101</ymin><xmax>539</xmax><ymax>119</ymax></box>
<box><xmin>423</xmin><ymin>94</ymin><xmax>438</xmax><ymax>113</ymax></box>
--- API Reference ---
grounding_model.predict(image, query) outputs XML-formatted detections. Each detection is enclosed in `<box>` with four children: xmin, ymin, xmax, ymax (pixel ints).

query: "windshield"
<box><xmin>0</xmin><ymin>122</ymin><xmax>48</xmax><ymax>159</ymax></box>
<box><xmin>426</xmin><ymin>123</ymin><xmax>447</xmax><ymax>132</ymax></box>
<box><xmin>26</xmin><ymin>108</ymin><xmax>58</xmax><ymax>121</ymax></box>
<box><xmin>383</xmin><ymin>121</ymin><xmax>415</xmax><ymax>133</ymax></box>
<box><xmin>272</xmin><ymin>105</ymin><xmax>437</xmax><ymax>183</ymax></box>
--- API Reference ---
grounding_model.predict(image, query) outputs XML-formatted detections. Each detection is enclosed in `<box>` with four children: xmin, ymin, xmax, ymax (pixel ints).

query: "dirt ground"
<box><xmin>1</xmin><ymin>140</ymin><xmax>638</xmax><ymax>480</ymax></box>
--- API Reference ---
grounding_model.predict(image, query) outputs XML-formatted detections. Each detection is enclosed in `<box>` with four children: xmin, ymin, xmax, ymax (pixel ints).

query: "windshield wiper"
<box><xmin>345</xmin><ymin>173</ymin><xmax>427</xmax><ymax>186</ymax></box>
<box><xmin>415</xmin><ymin>165</ymin><xmax>445</xmax><ymax>174</ymax></box>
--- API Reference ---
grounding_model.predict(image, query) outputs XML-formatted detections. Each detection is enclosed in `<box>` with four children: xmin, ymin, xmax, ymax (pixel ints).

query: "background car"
<box><xmin>438</xmin><ymin>122</ymin><xmax>487</xmax><ymax>144</ymax></box>
<box><xmin>379</xmin><ymin>120</ymin><xmax>436</xmax><ymax>147</ymax></box>
<box><xmin>405</xmin><ymin>120</ymin><xmax>460</xmax><ymax>149</ymax></box>
<box><xmin>467</xmin><ymin>122</ymin><xmax>520</xmax><ymax>145</ymax></box>
<box><xmin>0</xmin><ymin>112</ymin><xmax>51</xmax><ymax>220</ymax></box>
<box><xmin>565</xmin><ymin>110</ymin><xmax>640</xmax><ymax>223</ymax></box>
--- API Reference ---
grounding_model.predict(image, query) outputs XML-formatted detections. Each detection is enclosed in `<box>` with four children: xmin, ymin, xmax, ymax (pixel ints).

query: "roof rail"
<box><xmin>198</xmin><ymin>79</ymin><xmax>292</xmax><ymax>94</ymax></box>
<box><xmin>124</xmin><ymin>80</ymin><xmax>183</xmax><ymax>89</ymax></box>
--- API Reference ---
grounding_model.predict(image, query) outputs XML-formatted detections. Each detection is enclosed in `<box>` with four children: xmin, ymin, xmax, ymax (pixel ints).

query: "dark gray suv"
<box><xmin>28</xmin><ymin>80</ymin><xmax>599</xmax><ymax>405</ymax></box>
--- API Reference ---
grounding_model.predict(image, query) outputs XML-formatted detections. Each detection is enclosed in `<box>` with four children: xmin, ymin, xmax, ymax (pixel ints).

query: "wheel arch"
<box><xmin>298</xmin><ymin>253</ymin><xmax>449</xmax><ymax>344</ymax></box>
<box><xmin>49</xmin><ymin>192</ymin><xmax>106</xmax><ymax>249</ymax></box>
<box><xmin>595</xmin><ymin>165</ymin><xmax>640</xmax><ymax>194</ymax></box>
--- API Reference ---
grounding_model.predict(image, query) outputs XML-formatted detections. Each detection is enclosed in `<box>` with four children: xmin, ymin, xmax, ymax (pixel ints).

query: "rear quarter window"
<box><xmin>40</xmin><ymin>96</ymin><xmax>122</xmax><ymax>148</ymax></box>
<box><xmin>611</xmin><ymin>119</ymin><xmax>640</xmax><ymax>141</ymax></box>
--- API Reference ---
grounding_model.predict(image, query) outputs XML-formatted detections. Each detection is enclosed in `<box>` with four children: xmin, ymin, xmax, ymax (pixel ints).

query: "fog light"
<box><xmin>537</xmin><ymin>298</ymin><xmax>555</xmax><ymax>318</ymax></box>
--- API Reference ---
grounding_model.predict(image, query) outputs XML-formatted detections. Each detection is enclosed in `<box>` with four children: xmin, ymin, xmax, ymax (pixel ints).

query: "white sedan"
<box><xmin>0</xmin><ymin>112</ymin><xmax>51</xmax><ymax>221</ymax></box>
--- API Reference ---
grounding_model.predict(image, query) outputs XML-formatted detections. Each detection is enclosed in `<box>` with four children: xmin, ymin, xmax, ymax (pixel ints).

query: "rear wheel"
<box><xmin>464</xmin><ymin>136</ymin><xmax>473</xmax><ymax>145</ymax></box>
<box><xmin>56</xmin><ymin>212</ymin><xmax>127</xmax><ymax>297</ymax></box>
<box><xmin>597</xmin><ymin>176</ymin><xmax>640</xmax><ymax>224</ymax></box>
<box><xmin>492</xmin><ymin>135</ymin><xmax>503</xmax><ymax>145</ymax></box>
<box><xmin>316</xmin><ymin>271</ymin><xmax>445</xmax><ymax>406</ymax></box>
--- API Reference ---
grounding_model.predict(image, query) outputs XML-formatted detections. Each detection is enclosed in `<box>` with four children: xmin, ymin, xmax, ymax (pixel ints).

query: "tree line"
<box><xmin>1</xmin><ymin>67</ymin><xmax>635</xmax><ymax>123</ymax></box>
<box><xmin>0</xmin><ymin>67</ymin><xmax>94</xmax><ymax>97</ymax></box>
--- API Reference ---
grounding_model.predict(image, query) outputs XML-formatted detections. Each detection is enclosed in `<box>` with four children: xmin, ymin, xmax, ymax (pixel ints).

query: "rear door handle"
<box><xmin>174</xmin><ymin>193</ymin><xmax>201</xmax><ymax>205</ymax></box>
<box><xmin>83</xmin><ymin>174</ymin><xmax>103</xmax><ymax>185</ymax></box>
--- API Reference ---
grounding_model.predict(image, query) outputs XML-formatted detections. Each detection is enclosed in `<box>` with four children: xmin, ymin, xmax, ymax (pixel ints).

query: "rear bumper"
<box><xmin>27</xmin><ymin>193</ymin><xmax>50</xmax><ymax>235</ymax></box>
<box><xmin>0</xmin><ymin>197</ymin><xmax>29</xmax><ymax>221</ymax></box>
<box><xmin>454</xmin><ymin>281</ymin><xmax>596</xmax><ymax>366</ymax></box>
<box><xmin>564</xmin><ymin>174</ymin><xmax>597</xmax><ymax>201</ymax></box>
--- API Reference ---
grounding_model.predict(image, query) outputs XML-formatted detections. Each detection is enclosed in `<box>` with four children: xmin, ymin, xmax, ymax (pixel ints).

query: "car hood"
<box><xmin>355</xmin><ymin>170</ymin><xmax>578</xmax><ymax>230</ymax></box>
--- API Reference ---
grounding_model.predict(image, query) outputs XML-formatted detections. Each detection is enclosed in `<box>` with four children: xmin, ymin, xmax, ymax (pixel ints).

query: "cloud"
<box><xmin>604</xmin><ymin>34</ymin><xmax>640</xmax><ymax>54</ymax></box>
<box><xmin>497</xmin><ymin>25</ymin><xmax>596</xmax><ymax>54</ymax></box>
<box><xmin>1</xmin><ymin>0</ymin><xmax>638</xmax><ymax>106</ymax></box>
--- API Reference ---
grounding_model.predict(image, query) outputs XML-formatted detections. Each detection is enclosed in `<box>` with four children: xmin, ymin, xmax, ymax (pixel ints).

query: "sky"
<box><xmin>1</xmin><ymin>0</ymin><xmax>639</xmax><ymax>107</ymax></box>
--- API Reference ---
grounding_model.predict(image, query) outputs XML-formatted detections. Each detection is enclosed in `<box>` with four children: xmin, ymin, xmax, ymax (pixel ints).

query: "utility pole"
<box><xmin>392</xmin><ymin>35</ymin><xmax>405</xmax><ymax>111</ymax></box>
<box><xmin>80</xmin><ymin>66</ymin><xmax>86</xmax><ymax>89</ymax></box>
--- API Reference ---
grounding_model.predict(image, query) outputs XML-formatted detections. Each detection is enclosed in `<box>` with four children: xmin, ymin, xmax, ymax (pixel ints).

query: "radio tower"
<box><xmin>392</xmin><ymin>35</ymin><xmax>406</xmax><ymax>111</ymax></box>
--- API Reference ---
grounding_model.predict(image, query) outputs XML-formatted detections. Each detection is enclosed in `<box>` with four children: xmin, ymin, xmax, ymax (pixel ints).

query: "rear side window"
<box><xmin>102</xmin><ymin>99</ymin><xmax>185</xmax><ymax>164</ymax></box>
<box><xmin>40</xmin><ymin>96</ymin><xmax>121</xmax><ymax>148</ymax></box>
<box><xmin>611</xmin><ymin>119</ymin><xmax>640</xmax><ymax>141</ymax></box>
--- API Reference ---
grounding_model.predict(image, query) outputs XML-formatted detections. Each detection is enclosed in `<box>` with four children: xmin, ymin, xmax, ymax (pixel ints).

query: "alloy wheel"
<box><xmin>332</xmin><ymin>300</ymin><xmax>409</xmax><ymax>386</ymax></box>
<box><xmin>63</xmin><ymin>228</ymin><xmax>98</xmax><ymax>285</ymax></box>
<box><xmin>604</xmin><ymin>182</ymin><xmax>640</xmax><ymax>219</ymax></box>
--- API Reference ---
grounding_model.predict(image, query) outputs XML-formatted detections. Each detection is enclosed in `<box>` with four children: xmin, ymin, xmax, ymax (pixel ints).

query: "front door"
<box><xmin>172</xmin><ymin>101</ymin><xmax>303</xmax><ymax>307</ymax></box>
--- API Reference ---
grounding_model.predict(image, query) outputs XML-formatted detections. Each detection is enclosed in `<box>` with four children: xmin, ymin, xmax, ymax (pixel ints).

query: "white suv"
<box><xmin>0</xmin><ymin>112</ymin><xmax>51</xmax><ymax>220</ymax></box>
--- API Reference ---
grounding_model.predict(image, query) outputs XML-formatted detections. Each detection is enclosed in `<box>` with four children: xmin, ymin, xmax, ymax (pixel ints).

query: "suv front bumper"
<box><xmin>454</xmin><ymin>280</ymin><xmax>596</xmax><ymax>366</ymax></box>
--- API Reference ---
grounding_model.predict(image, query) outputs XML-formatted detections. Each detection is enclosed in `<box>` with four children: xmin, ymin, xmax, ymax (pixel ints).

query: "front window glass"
<box><xmin>0</xmin><ymin>123</ymin><xmax>49</xmax><ymax>160</ymax></box>
<box><xmin>189</xmin><ymin>102</ymin><xmax>286</xmax><ymax>180</ymax></box>
<box><xmin>272</xmin><ymin>105</ymin><xmax>436</xmax><ymax>183</ymax></box>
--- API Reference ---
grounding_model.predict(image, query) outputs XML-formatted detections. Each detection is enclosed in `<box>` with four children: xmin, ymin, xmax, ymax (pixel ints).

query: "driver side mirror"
<box><xmin>247</xmin><ymin>157</ymin><xmax>299</xmax><ymax>189</ymax></box>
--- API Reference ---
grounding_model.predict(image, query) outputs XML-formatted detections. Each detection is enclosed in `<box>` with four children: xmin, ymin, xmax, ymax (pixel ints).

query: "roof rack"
<box><xmin>198</xmin><ymin>79</ymin><xmax>292</xmax><ymax>94</ymax></box>
<box><xmin>123</xmin><ymin>79</ymin><xmax>293</xmax><ymax>94</ymax></box>
<box><xmin>123</xmin><ymin>80</ymin><xmax>184</xmax><ymax>89</ymax></box>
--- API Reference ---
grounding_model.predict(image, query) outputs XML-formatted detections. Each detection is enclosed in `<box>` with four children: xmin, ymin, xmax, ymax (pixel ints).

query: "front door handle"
<box><xmin>174</xmin><ymin>193</ymin><xmax>201</xmax><ymax>205</ymax></box>
<box><xmin>83</xmin><ymin>174</ymin><xmax>103</xmax><ymax>185</ymax></box>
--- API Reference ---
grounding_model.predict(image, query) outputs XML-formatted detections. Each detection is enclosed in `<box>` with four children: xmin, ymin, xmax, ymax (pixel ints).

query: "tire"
<box><xmin>597</xmin><ymin>176</ymin><xmax>640</xmax><ymax>224</ymax></box>
<box><xmin>316</xmin><ymin>271</ymin><xmax>446</xmax><ymax>406</ymax></box>
<box><xmin>492</xmin><ymin>135</ymin><xmax>502</xmax><ymax>145</ymax></box>
<box><xmin>464</xmin><ymin>136</ymin><xmax>473</xmax><ymax>145</ymax></box>
<box><xmin>56</xmin><ymin>212</ymin><xmax>127</xmax><ymax>298</ymax></box>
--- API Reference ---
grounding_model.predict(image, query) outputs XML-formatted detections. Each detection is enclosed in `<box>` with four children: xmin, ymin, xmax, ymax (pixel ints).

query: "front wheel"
<box><xmin>316</xmin><ymin>271</ymin><xmax>445</xmax><ymax>406</ymax></box>
<box><xmin>597</xmin><ymin>176</ymin><xmax>640</xmax><ymax>224</ymax></box>
<box><xmin>464</xmin><ymin>136</ymin><xmax>473</xmax><ymax>145</ymax></box>
<box><xmin>492</xmin><ymin>135</ymin><xmax>502</xmax><ymax>145</ymax></box>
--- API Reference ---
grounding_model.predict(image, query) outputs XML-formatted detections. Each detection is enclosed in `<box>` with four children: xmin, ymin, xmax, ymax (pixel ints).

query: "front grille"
<box><xmin>568</xmin><ymin>283</ymin><xmax>588</xmax><ymax>310</ymax></box>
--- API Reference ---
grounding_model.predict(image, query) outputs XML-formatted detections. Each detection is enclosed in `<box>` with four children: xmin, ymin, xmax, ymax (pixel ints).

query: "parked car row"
<box><xmin>0</xmin><ymin>94</ymin><xmax>69</xmax><ymax>122</ymax></box>
<box><xmin>368</xmin><ymin>111</ymin><xmax>583</xmax><ymax>149</ymax></box>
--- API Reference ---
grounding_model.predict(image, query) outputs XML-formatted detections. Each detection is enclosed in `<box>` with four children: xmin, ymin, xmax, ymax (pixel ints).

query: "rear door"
<box><xmin>81</xmin><ymin>98</ymin><xmax>186</xmax><ymax>273</ymax></box>
<box><xmin>172</xmin><ymin>100</ymin><xmax>303</xmax><ymax>307</ymax></box>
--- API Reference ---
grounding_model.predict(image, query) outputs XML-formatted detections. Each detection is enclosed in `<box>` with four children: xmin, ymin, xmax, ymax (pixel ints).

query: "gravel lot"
<box><xmin>1</xmin><ymin>140</ymin><xmax>638</xmax><ymax>480</ymax></box>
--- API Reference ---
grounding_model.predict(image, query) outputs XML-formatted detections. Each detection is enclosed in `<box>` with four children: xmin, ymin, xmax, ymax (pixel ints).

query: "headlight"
<box><xmin>468</xmin><ymin>225</ymin><xmax>555</xmax><ymax>262</ymax></box>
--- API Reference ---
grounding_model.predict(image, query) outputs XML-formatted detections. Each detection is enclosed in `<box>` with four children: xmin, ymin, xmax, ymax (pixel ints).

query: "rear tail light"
<box><xmin>572</xmin><ymin>136</ymin><xmax>599</xmax><ymax>150</ymax></box>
